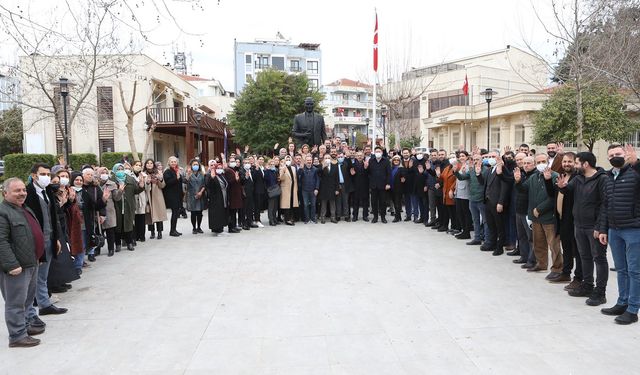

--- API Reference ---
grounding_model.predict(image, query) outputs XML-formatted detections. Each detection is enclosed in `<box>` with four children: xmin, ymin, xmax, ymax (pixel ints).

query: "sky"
<box><xmin>1</xmin><ymin>0</ymin><xmax>560</xmax><ymax>92</ymax></box>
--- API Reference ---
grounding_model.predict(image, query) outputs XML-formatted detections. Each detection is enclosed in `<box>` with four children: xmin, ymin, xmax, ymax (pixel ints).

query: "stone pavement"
<box><xmin>1</xmin><ymin>216</ymin><xmax>639</xmax><ymax>374</ymax></box>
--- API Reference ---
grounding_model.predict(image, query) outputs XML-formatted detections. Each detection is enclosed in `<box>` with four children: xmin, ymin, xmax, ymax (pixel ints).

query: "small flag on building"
<box><xmin>462</xmin><ymin>74</ymin><xmax>469</xmax><ymax>96</ymax></box>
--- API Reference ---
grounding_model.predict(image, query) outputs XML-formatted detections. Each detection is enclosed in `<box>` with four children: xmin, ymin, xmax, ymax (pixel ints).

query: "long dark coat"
<box><xmin>352</xmin><ymin>160</ymin><xmax>370</xmax><ymax>199</ymax></box>
<box><xmin>319</xmin><ymin>164</ymin><xmax>339</xmax><ymax>201</ymax></box>
<box><xmin>224</xmin><ymin>168</ymin><xmax>244</xmax><ymax>210</ymax></box>
<box><xmin>206</xmin><ymin>174</ymin><xmax>229</xmax><ymax>230</ymax></box>
<box><xmin>113</xmin><ymin>175</ymin><xmax>143</xmax><ymax>233</ymax></box>
<box><xmin>163</xmin><ymin>168</ymin><xmax>184</xmax><ymax>210</ymax></box>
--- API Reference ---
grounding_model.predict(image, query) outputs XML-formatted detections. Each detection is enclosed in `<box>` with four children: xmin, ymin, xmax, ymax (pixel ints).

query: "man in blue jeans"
<box><xmin>297</xmin><ymin>155</ymin><xmax>320</xmax><ymax>224</ymax></box>
<box><xmin>598</xmin><ymin>143</ymin><xmax>640</xmax><ymax>325</ymax></box>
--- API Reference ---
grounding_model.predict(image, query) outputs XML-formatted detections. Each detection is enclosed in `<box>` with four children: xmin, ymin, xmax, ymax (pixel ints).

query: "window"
<box><xmin>255</xmin><ymin>56</ymin><xmax>269</xmax><ymax>69</ymax></box>
<box><xmin>627</xmin><ymin>130</ymin><xmax>640</xmax><ymax>147</ymax></box>
<box><xmin>514</xmin><ymin>124</ymin><xmax>525</xmax><ymax>144</ymax></box>
<box><xmin>437</xmin><ymin>132</ymin><xmax>445</xmax><ymax>148</ymax></box>
<box><xmin>308</xmin><ymin>79</ymin><xmax>319</xmax><ymax>90</ymax></box>
<box><xmin>290</xmin><ymin>60</ymin><xmax>301</xmax><ymax>72</ymax></box>
<box><xmin>342</xmin><ymin>93</ymin><xmax>349</xmax><ymax>100</ymax></box>
<box><xmin>97</xmin><ymin>86</ymin><xmax>113</xmax><ymax>122</ymax></box>
<box><xmin>428</xmin><ymin>90</ymin><xmax>469</xmax><ymax>115</ymax></box>
<box><xmin>307</xmin><ymin>61</ymin><xmax>318</xmax><ymax>75</ymax></box>
<box><xmin>99</xmin><ymin>139</ymin><xmax>114</xmax><ymax>154</ymax></box>
<box><xmin>490</xmin><ymin>125</ymin><xmax>500</xmax><ymax>150</ymax></box>
<box><xmin>452</xmin><ymin>132</ymin><xmax>460</xmax><ymax>147</ymax></box>
<box><xmin>272</xmin><ymin>56</ymin><xmax>284</xmax><ymax>71</ymax></box>
<box><xmin>245</xmin><ymin>54</ymin><xmax>252</xmax><ymax>64</ymax></box>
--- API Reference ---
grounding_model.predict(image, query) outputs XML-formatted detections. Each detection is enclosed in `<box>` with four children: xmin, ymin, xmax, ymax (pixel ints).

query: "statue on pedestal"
<box><xmin>292</xmin><ymin>97</ymin><xmax>326</xmax><ymax>147</ymax></box>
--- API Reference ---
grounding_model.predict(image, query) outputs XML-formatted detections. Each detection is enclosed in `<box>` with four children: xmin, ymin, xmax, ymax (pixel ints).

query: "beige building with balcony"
<box><xmin>321</xmin><ymin>79</ymin><xmax>375</xmax><ymax>142</ymax></box>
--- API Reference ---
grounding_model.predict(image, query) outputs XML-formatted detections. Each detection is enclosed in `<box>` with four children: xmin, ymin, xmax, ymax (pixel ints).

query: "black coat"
<box><xmin>319</xmin><ymin>164</ymin><xmax>339</xmax><ymax>200</ymax></box>
<box><xmin>480</xmin><ymin>167</ymin><xmax>512</xmax><ymax>206</ymax></box>
<box><xmin>252</xmin><ymin>167</ymin><xmax>266</xmax><ymax>196</ymax></box>
<box><xmin>400</xmin><ymin>158</ymin><xmax>415</xmax><ymax>194</ymax></box>
<box><xmin>242</xmin><ymin>168</ymin><xmax>255</xmax><ymax>208</ymax></box>
<box><xmin>206</xmin><ymin>174</ymin><xmax>229</xmax><ymax>230</ymax></box>
<box><xmin>162</xmin><ymin>169</ymin><xmax>183</xmax><ymax>209</ymax></box>
<box><xmin>601</xmin><ymin>162</ymin><xmax>640</xmax><ymax>231</ymax></box>
<box><xmin>557</xmin><ymin>168</ymin><xmax>608</xmax><ymax>230</ymax></box>
<box><xmin>337</xmin><ymin>160</ymin><xmax>354</xmax><ymax>193</ymax></box>
<box><xmin>367</xmin><ymin>157</ymin><xmax>391</xmax><ymax>190</ymax></box>
<box><xmin>352</xmin><ymin>160</ymin><xmax>370</xmax><ymax>198</ymax></box>
<box><xmin>25</xmin><ymin>182</ymin><xmax>60</xmax><ymax>260</ymax></box>
<box><xmin>390</xmin><ymin>166</ymin><xmax>406</xmax><ymax>198</ymax></box>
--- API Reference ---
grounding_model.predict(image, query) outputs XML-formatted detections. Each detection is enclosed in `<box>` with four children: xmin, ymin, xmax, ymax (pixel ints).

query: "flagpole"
<box><xmin>372</xmin><ymin>9</ymin><xmax>378</xmax><ymax>149</ymax></box>
<box><xmin>464</xmin><ymin>71</ymin><xmax>467</xmax><ymax>150</ymax></box>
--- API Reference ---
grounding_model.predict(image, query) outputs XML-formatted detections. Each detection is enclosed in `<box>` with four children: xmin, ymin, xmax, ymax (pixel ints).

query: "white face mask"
<box><xmin>37</xmin><ymin>175</ymin><xmax>51</xmax><ymax>188</ymax></box>
<box><xmin>100</xmin><ymin>174</ymin><xmax>109</xmax><ymax>181</ymax></box>
<box><xmin>487</xmin><ymin>158</ymin><xmax>497</xmax><ymax>167</ymax></box>
<box><xmin>536</xmin><ymin>164</ymin><xmax>547</xmax><ymax>173</ymax></box>
<box><xmin>285</xmin><ymin>161</ymin><xmax>291</xmax><ymax>166</ymax></box>
<box><xmin>229</xmin><ymin>162</ymin><xmax>237</xmax><ymax>168</ymax></box>
<box><xmin>60</xmin><ymin>177</ymin><xmax>70</xmax><ymax>186</ymax></box>
<box><xmin>416</xmin><ymin>154</ymin><xmax>423</xmax><ymax>160</ymax></box>
<box><xmin>216</xmin><ymin>168</ymin><xmax>224</xmax><ymax>175</ymax></box>
<box><xmin>374</xmin><ymin>152</ymin><xmax>382</xmax><ymax>159</ymax></box>
<box><xmin>244</xmin><ymin>164</ymin><xmax>251</xmax><ymax>170</ymax></box>
<box><xmin>73</xmin><ymin>186</ymin><xmax>83</xmax><ymax>192</ymax></box>
<box><xmin>449</xmin><ymin>158</ymin><xmax>457</xmax><ymax>165</ymax></box>
<box><xmin>324</xmin><ymin>159</ymin><xmax>331</xmax><ymax>165</ymax></box>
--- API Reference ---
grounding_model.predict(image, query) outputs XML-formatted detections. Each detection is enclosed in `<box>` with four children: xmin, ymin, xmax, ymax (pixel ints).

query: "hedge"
<box><xmin>68</xmin><ymin>153</ymin><xmax>98</xmax><ymax>170</ymax></box>
<box><xmin>101</xmin><ymin>152</ymin><xmax>143</xmax><ymax>169</ymax></box>
<box><xmin>4</xmin><ymin>153</ymin><xmax>57</xmax><ymax>182</ymax></box>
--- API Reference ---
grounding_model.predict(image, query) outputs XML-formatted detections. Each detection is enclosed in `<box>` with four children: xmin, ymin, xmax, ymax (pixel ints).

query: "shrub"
<box><xmin>4</xmin><ymin>153</ymin><xmax>57</xmax><ymax>182</ymax></box>
<box><xmin>101</xmin><ymin>152</ymin><xmax>143</xmax><ymax>169</ymax></box>
<box><xmin>69</xmin><ymin>153</ymin><xmax>98</xmax><ymax>170</ymax></box>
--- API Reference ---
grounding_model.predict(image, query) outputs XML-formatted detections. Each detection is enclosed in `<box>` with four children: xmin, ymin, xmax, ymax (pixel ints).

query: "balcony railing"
<box><xmin>290</xmin><ymin>66</ymin><xmax>302</xmax><ymax>72</ymax></box>
<box><xmin>254</xmin><ymin>62</ymin><xmax>270</xmax><ymax>69</ymax></box>
<box><xmin>147</xmin><ymin>106</ymin><xmax>227</xmax><ymax>135</ymax></box>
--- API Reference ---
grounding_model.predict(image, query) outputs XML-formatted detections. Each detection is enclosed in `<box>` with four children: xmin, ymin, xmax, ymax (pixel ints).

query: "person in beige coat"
<box><xmin>132</xmin><ymin>160</ymin><xmax>148</xmax><ymax>243</ymax></box>
<box><xmin>96</xmin><ymin>167</ymin><xmax>119</xmax><ymax>257</ymax></box>
<box><xmin>142</xmin><ymin>158</ymin><xmax>167</xmax><ymax>239</ymax></box>
<box><xmin>279</xmin><ymin>155</ymin><xmax>299</xmax><ymax>225</ymax></box>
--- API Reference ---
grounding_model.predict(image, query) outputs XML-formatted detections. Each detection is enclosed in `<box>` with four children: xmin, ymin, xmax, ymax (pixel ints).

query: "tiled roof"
<box><xmin>325</xmin><ymin>78</ymin><xmax>372</xmax><ymax>89</ymax></box>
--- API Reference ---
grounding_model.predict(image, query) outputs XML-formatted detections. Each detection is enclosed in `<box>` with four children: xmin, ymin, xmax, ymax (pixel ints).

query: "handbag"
<box><xmin>267</xmin><ymin>184</ymin><xmax>281</xmax><ymax>198</ymax></box>
<box><xmin>89</xmin><ymin>189</ymin><xmax>105</xmax><ymax>248</ymax></box>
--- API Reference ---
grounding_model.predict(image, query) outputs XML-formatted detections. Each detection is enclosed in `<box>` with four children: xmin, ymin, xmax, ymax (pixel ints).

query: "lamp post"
<box><xmin>194</xmin><ymin>112</ymin><xmax>202</xmax><ymax>160</ymax></box>
<box><xmin>58</xmin><ymin>78</ymin><xmax>70</xmax><ymax>167</ymax></box>
<box><xmin>365</xmin><ymin>117</ymin><xmax>370</xmax><ymax>145</ymax></box>
<box><xmin>381</xmin><ymin>106</ymin><xmax>387</xmax><ymax>149</ymax></box>
<box><xmin>480</xmin><ymin>88</ymin><xmax>498</xmax><ymax>150</ymax></box>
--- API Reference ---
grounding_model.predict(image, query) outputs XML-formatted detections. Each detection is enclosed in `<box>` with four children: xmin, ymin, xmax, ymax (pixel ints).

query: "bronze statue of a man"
<box><xmin>292</xmin><ymin>97</ymin><xmax>326</xmax><ymax>147</ymax></box>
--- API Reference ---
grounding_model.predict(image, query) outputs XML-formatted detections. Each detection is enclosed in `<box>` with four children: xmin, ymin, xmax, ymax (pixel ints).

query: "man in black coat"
<box><xmin>351</xmin><ymin>151</ymin><xmax>370</xmax><ymax>221</ymax></box>
<box><xmin>241</xmin><ymin>157</ymin><xmax>257</xmax><ymax>230</ymax></box>
<box><xmin>335</xmin><ymin>151</ymin><xmax>354</xmax><ymax>222</ymax></box>
<box><xmin>318</xmin><ymin>154</ymin><xmax>339</xmax><ymax>224</ymax></box>
<box><xmin>252</xmin><ymin>156</ymin><xmax>266</xmax><ymax>226</ymax></box>
<box><xmin>478</xmin><ymin>150</ymin><xmax>513</xmax><ymax>256</ymax></box>
<box><xmin>24</xmin><ymin>163</ymin><xmax>67</xmax><ymax>326</ymax></box>
<box><xmin>367</xmin><ymin>146</ymin><xmax>391</xmax><ymax>223</ymax></box>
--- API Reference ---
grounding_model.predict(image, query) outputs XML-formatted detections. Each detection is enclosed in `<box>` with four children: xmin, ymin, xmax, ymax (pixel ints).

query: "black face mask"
<box><xmin>505</xmin><ymin>159</ymin><xmax>516</xmax><ymax>169</ymax></box>
<box><xmin>48</xmin><ymin>184</ymin><xmax>61</xmax><ymax>192</ymax></box>
<box><xmin>610</xmin><ymin>156</ymin><xmax>625</xmax><ymax>168</ymax></box>
<box><xmin>547</xmin><ymin>151</ymin><xmax>557</xmax><ymax>158</ymax></box>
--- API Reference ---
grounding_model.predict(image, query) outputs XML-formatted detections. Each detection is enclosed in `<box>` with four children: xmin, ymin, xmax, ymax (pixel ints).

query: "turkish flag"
<box><xmin>373</xmin><ymin>13</ymin><xmax>378</xmax><ymax>72</ymax></box>
<box><xmin>462</xmin><ymin>74</ymin><xmax>469</xmax><ymax>96</ymax></box>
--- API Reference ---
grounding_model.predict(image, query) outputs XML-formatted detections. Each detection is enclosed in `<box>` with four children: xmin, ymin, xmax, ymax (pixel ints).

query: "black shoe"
<box><xmin>381</xmin><ymin>217</ymin><xmax>388</xmax><ymax>224</ymax></box>
<box><xmin>615</xmin><ymin>311</ymin><xmax>639</xmax><ymax>325</ymax></box>
<box><xmin>88</xmin><ymin>254</ymin><xmax>96</xmax><ymax>262</ymax></box>
<box><xmin>404</xmin><ymin>217</ymin><xmax>412</xmax><ymax>222</ymax></box>
<box><xmin>601</xmin><ymin>304</ymin><xmax>628</xmax><ymax>316</ymax></box>
<box><xmin>363</xmin><ymin>217</ymin><xmax>370</xmax><ymax>222</ymax></box>
<box><xmin>39</xmin><ymin>305</ymin><xmax>68</xmax><ymax>315</ymax></box>
<box><xmin>49</xmin><ymin>285</ymin><xmax>68</xmax><ymax>294</ymax></box>
<box><xmin>27</xmin><ymin>325</ymin><xmax>45</xmax><ymax>336</ymax></box>
<box><xmin>455</xmin><ymin>233</ymin><xmax>471</xmax><ymax>240</ymax></box>
<box><xmin>492</xmin><ymin>248</ymin><xmax>504</xmax><ymax>256</ymax></box>
<box><xmin>108</xmin><ymin>248</ymin><xmax>114</xmax><ymax>257</ymax></box>
<box><xmin>507</xmin><ymin>249</ymin><xmax>521</xmax><ymax>256</ymax></box>
<box><xmin>157</xmin><ymin>232</ymin><xmax>162</xmax><ymax>239</ymax></box>
<box><xmin>414</xmin><ymin>219</ymin><xmax>422</xmax><ymax>224</ymax></box>
<box><xmin>330</xmin><ymin>219</ymin><xmax>338</xmax><ymax>224</ymax></box>
<box><xmin>9</xmin><ymin>336</ymin><xmax>40</xmax><ymax>348</ymax></box>
<box><xmin>94</xmin><ymin>248</ymin><xmax>101</xmax><ymax>256</ymax></box>
<box><xmin>371</xmin><ymin>217</ymin><xmax>378</xmax><ymax>223</ymax></box>
<box><xmin>176</xmin><ymin>231</ymin><xmax>183</xmax><ymax>236</ymax></box>
<box><xmin>586</xmin><ymin>288</ymin><xmax>607</xmax><ymax>306</ymax></box>
<box><xmin>29</xmin><ymin>316</ymin><xmax>46</xmax><ymax>328</ymax></box>
<box><xmin>480</xmin><ymin>244</ymin><xmax>493</xmax><ymax>251</ymax></box>
<box><xmin>425</xmin><ymin>221</ymin><xmax>436</xmax><ymax>227</ymax></box>
<box><xmin>193</xmin><ymin>229</ymin><xmax>198</xmax><ymax>234</ymax></box>
<box><xmin>450</xmin><ymin>230</ymin><xmax>462</xmax><ymax>236</ymax></box>
<box><xmin>521</xmin><ymin>263</ymin><xmax>535</xmax><ymax>269</ymax></box>
<box><xmin>513</xmin><ymin>258</ymin><xmax>527</xmax><ymax>264</ymax></box>
<box><xmin>250</xmin><ymin>224</ymin><xmax>259</xmax><ymax>228</ymax></box>
<box><xmin>169</xmin><ymin>231</ymin><xmax>180</xmax><ymax>237</ymax></box>
<box><xmin>197</xmin><ymin>228</ymin><xmax>204</xmax><ymax>233</ymax></box>
<box><xmin>466</xmin><ymin>240</ymin><xmax>482</xmax><ymax>245</ymax></box>
<box><xmin>63</xmin><ymin>284</ymin><xmax>72</xmax><ymax>289</ymax></box>
<box><xmin>431</xmin><ymin>225</ymin><xmax>440</xmax><ymax>230</ymax></box>
<box><xmin>115</xmin><ymin>245</ymin><xmax>122</xmax><ymax>253</ymax></box>
<box><xmin>127</xmin><ymin>244</ymin><xmax>135</xmax><ymax>251</ymax></box>
<box><xmin>392</xmin><ymin>217</ymin><xmax>401</xmax><ymax>223</ymax></box>
<box><xmin>568</xmin><ymin>283</ymin><xmax>594</xmax><ymax>297</ymax></box>
<box><xmin>352</xmin><ymin>217</ymin><xmax>358</xmax><ymax>222</ymax></box>
<box><xmin>286</xmin><ymin>221</ymin><xmax>295</xmax><ymax>226</ymax></box>
<box><xmin>150</xmin><ymin>232</ymin><xmax>156</xmax><ymax>239</ymax></box>
<box><xmin>229</xmin><ymin>228</ymin><xmax>241</xmax><ymax>233</ymax></box>
<box><xmin>242</xmin><ymin>226</ymin><xmax>250</xmax><ymax>230</ymax></box>
<box><xmin>139</xmin><ymin>238</ymin><xmax>146</xmax><ymax>242</ymax></box>
<box><xmin>437</xmin><ymin>227</ymin><xmax>448</xmax><ymax>232</ymax></box>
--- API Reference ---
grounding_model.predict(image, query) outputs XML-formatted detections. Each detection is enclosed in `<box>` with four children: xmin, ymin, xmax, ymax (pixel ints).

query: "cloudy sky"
<box><xmin>1</xmin><ymin>0</ymin><xmax>561</xmax><ymax>91</ymax></box>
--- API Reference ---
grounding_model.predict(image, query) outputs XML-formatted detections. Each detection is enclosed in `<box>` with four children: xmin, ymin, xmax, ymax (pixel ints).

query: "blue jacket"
<box><xmin>264</xmin><ymin>169</ymin><xmax>278</xmax><ymax>188</ymax></box>
<box><xmin>298</xmin><ymin>166</ymin><xmax>320</xmax><ymax>192</ymax></box>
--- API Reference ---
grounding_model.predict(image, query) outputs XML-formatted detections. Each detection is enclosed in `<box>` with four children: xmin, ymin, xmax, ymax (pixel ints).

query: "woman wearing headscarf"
<box><xmin>132</xmin><ymin>160</ymin><xmax>148</xmax><ymax>242</ymax></box>
<box><xmin>142</xmin><ymin>158</ymin><xmax>167</xmax><ymax>239</ymax></box>
<box><xmin>279</xmin><ymin>155</ymin><xmax>299</xmax><ymax>225</ymax></box>
<box><xmin>111</xmin><ymin>163</ymin><xmax>144</xmax><ymax>251</ymax></box>
<box><xmin>186</xmin><ymin>158</ymin><xmax>206</xmax><ymax>234</ymax></box>
<box><xmin>163</xmin><ymin>156</ymin><xmax>184</xmax><ymax>237</ymax></box>
<box><xmin>97</xmin><ymin>166</ymin><xmax>119</xmax><ymax>257</ymax></box>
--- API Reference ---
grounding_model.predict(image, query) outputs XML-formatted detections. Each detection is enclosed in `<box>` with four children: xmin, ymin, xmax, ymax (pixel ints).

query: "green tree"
<box><xmin>229</xmin><ymin>70</ymin><xmax>324</xmax><ymax>154</ymax></box>
<box><xmin>0</xmin><ymin>107</ymin><xmax>23</xmax><ymax>157</ymax></box>
<box><xmin>533</xmin><ymin>84</ymin><xmax>636</xmax><ymax>151</ymax></box>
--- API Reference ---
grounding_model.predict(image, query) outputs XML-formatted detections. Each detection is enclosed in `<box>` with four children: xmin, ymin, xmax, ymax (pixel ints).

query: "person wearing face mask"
<box><xmin>131</xmin><ymin>161</ymin><xmax>148</xmax><ymax>243</ymax></box>
<box><xmin>263</xmin><ymin>159</ymin><xmax>280</xmax><ymax>226</ymax></box>
<box><xmin>60</xmin><ymin>172</ymin><xmax>85</xmax><ymax>280</ymax></box>
<box><xmin>515</xmin><ymin>153</ymin><xmax>561</xmax><ymax>278</ymax></box>
<box><xmin>335</xmin><ymin>151</ymin><xmax>354</xmax><ymax>222</ymax></box>
<box><xmin>279</xmin><ymin>155</ymin><xmax>299</xmax><ymax>225</ymax></box>
<box><xmin>512</xmin><ymin>155</ymin><xmax>537</xmax><ymax>268</ymax></box>
<box><xmin>240</xmin><ymin>157</ymin><xmax>258</xmax><ymax>231</ymax></box>
<box><xmin>366</xmin><ymin>146</ymin><xmax>391</xmax><ymax>223</ymax></box>
<box><xmin>598</xmin><ymin>143</ymin><xmax>640</xmax><ymax>324</ymax></box>
<box><xmin>252</xmin><ymin>156</ymin><xmax>267</xmax><ymax>227</ymax></box>
<box><xmin>142</xmin><ymin>159</ymin><xmax>166</xmax><ymax>240</ymax></box>
<box><xmin>95</xmin><ymin>166</ymin><xmax>118</xmax><ymax>257</ymax></box>
<box><xmin>297</xmin><ymin>154</ymin><xmax>321</xmax><ymax>224</ymax></box>
<box><xmin>318</xmin><ymin>154</ymin><xmax>339</xmax><ymax>224</ymax></box>
<box><xmin>186</xmin><ymin>159</ymin><xmax>206</xmax><ymax>234</ymax></box>
<box><xmin>351</xmin><ymin>151</ymin><xmax>370</xmax><ymax>222</ymax></box>
<box><xmin>223</xmin><ymin>157</ymin><xmax>244</xmax><ymax>233</ymax></box>
<box><xmin>206</xmin><ymin>161</ymin><xmax>230</xmax><ymax>235</ymax></box>
<box><xmin>400</xmin><ymin>148</ymin><xmax>417</xmax><ymax>222</ymax></box>
<box><xmin>389</xmin><ymin>156</ymin><xmax>407</xmax><ymax>223</ymax></box>
<box><xmin>24</xmin><ymin>163</ymin><xmax>67</xmax><ymax>322</ymax></box>
<box><xmin>111</xmin><ymin>163</ymin><xmax>144</xmax><ymax>252</ymax></box>
<box><xmin>163</xmin><ymin>156</ymin><xmax>185</xmax><ymax>237</ymax></box>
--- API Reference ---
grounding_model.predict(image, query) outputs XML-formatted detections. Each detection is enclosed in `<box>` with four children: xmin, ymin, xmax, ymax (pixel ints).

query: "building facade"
<box><xmin>321</xmin><ymin>79</ymin><xmax>374</xmax><ymax>142</ymax></box>
<box><xmin>234</xmin><ymin>37</ymin><xmax>321</xmax><ymax>94</ymax></box>
<box><xmin>21</xmin><ymin>54</ymin><xmax>228</xmax><ymax>165</ymax></box>
<box><xmin>0</xmin><ymin>72</ymin><xmax>20</xmax><ymax>112</ymax></box>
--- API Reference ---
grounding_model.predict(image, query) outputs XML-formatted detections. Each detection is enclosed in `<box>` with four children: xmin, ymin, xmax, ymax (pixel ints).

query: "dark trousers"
<box><xmin>254</xmin><ymin>193</ymin><xmax>265</xmax><ymax>222</ymax></box>
<box><xmin>560</xmin><ymin>221</ymin><xmax>582</xmax><ymax>279</ymax></box>
<box><xmin>516</xmin><ymin>213</ymin><xmax>533</xmax><ymax>263</ymax></box>
<box><xmin>574</xmin><ymin>226</ymin><xmax>608</xmax><ymax>289</ymax></box>
<box><xmin>170</xmin><ymin>209</ymin><xmax>179</xmax><ymax>232</ymax></box>
<box><xmin>134</xmin><ymin>214</ymin><xmax>146</xmax><ymax>241</ymax></box>
<box><xmin>115</xmin><ymin>231</ymin><xmax>132</xmax><ymax>246</ymax></box>
<box><xmin>440</xmin><ymin>204</ymin><xmax>456</xmax><ymax>229</ymax></box>
<box><xmin>455</xmin><ymin>198</ymin><xmax>471</xmax><ymax>235</ymax></box>
<box><xmin>104</xmin><ymin>227</ymin><xmax>116</xmax><ymax>251</ymax></box>
<box><xmin>244</xmin><ymin>198</ymin><xmax>255</xmax><ymax>227</ymax></box>
<box><xmin>370</xmin><ymin>188</ymin><xmax>387</xmax><ymax>219</ymax></box>
<box><xmin>392</xmin><ymin>193</ymin><xmax>403</xmax><ymax>219</ymax></box>
<box><xmin>191</xmin><ymin>211</ymin><xmax>203</xmax><ymax>229</ymax></box>
<box><xmin>229</xmin><ymin>208</ymin><xmax>241</xmax><ymax>229</ymax></box>
<box><xmin>486</xmin><ymin>202</ymin><xmax>505</xmax><ymax>250</ymax></box>
<box><xmin>147</xmin><ymin>222</ymin><xmax>163</xmax><ymax>233</ymax></box>
<box><xmin>267</xmin><ymin>197</ymin><xmax>278</xmax><ymax>224</ymax></box>
<box><xmin>352</xmin><ymin>193</ymin><xmax>369</xmax><ymax>219</ymax></box>
<box><xmin>403</xmin><ymin>193</ymin><xmax>414</xmax><ymax>219</ymax></box>
<box><xmin>320</xmin><ymin>199</ymin><xmax>336</xmax><ymax>220</ymax></box>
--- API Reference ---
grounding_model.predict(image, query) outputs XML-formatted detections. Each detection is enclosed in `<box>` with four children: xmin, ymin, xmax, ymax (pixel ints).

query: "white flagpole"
<box><xmin>372</xmin><ymin>76</ymin><xmax>377</xmax><ymax>148</ymax></box>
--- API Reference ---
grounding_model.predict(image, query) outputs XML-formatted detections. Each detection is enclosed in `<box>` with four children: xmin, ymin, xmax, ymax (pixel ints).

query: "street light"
<box><xmin>381</xmin><ymin>106</ymin><xmax>388</xmax><ymax>149</ymax></box>
<box><xmin>58</xmin><ymin>78</ymin><xmax>70</xmax><ymax>167</ymax></box>
<box><xmin>365</xmin><ymin>117</ymin><xmax>370</xmax><ymax>145</ymax></box>
<box><xmin>480</xmin><ymin>88</ymin><xmax>498</xmax><ymax>150</ymax></box>
<box><xmin>194</xmin><ymin>112</ymin><xmax>202</xmax><ymax>160</ymax></box>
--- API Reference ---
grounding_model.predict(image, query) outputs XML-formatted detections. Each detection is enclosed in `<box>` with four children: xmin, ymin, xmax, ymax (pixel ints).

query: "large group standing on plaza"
<box><xmin>1</xmin><ymin>137</ymin><xmax>640</xmax><ymax>348</ymax></box>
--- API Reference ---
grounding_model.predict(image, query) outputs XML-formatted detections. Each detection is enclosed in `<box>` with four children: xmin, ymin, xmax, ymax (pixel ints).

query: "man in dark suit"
<box><xmin>291</xmin><ymin>97</ymin><xmax>326</xmax><ymax>147</ymax></box>
<box><xmin>24</xmin><ymin>163</ymin><xmax>67</xmax><ymax>329</ymax></box>
<box><xmin>367</xmin><ymin>146</ymin><xmax>391</xmax><ymax>223</ymax></box>
<box><xmin>241</xmin><ymin>156</ymin><xmax>257</xmax><ymax>230</ymax></box>
<box><xmin>478</xmin><ymin>151</ymin><xmax>513</xmax><ymax>256</ymax></box>
<box><xmin>318</xmin><ymin>154</ymin><xmax>339</xmax><ymax>224</ymax></box>
<box><xmin>351</xmin><ymin>151</ymin><xmax>370</xmax><ymax>221</ymax></box>
<box><xmin>336</xmin><ymin>151</ymin><xmax>354</xmax><ymax>222</ymax></box>
<box><xmin>252</xmin><ymin>156</ymin><xmax>266</xmax><ymax>227</ymax></box>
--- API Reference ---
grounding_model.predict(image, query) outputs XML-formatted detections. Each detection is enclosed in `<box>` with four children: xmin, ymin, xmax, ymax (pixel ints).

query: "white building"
<box><xmin>0</xmin><ymin>72</ymin><xmax>20</xmax><ymax>112</ymax></box>
<box><xmin>178</xmin><ymin>74</ymin><xmax>236</xmax><ymax>121</ymax></box>
<box><xmin>234</xmin><ymin>37</ymin><xmax>322</xmax><ymax>94</ymax></box>
<box><xmin>321</xmin><ymin>78</ymin><xmax>374</xmax><ymax>142</ymax></box>
<box><xmin>21</xmin><ymin>54</ymin><xmax>228</xmax><ymax>165</ymax></box>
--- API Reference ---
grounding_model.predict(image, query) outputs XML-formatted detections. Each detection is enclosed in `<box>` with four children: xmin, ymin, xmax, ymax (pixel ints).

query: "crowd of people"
<box><xmin>1</xmin><ymin>136</ymin><xmax>639</xmax><ymax>348</ymax></box>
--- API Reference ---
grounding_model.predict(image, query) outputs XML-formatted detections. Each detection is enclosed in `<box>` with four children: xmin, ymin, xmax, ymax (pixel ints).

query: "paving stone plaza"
<box><xmin>2</xmin><ymin>217</ymin><xmax>638</xmax><ymax>374</ymax></box>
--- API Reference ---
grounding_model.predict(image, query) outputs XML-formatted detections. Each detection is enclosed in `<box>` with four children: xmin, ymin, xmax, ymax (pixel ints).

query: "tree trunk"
<box><xmin>126</xmin><ymin>116</ymin><xmax>139</xmax><ymax>162</ymax></box>
<box><xmin>575</xmin><ymin>76</ymin><xmax>585</xmax><ymax>152</ymax></box>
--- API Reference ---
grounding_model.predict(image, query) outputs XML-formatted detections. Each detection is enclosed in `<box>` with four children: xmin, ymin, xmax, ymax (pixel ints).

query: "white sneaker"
<box><xmin>255</xmin><ymin>221</ymin><xmax>264</xmax><ymax>228</ymax></box>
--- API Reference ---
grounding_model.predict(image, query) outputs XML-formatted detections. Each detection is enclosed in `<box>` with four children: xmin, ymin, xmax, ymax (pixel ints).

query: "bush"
<box><xmin>101</xmin><ymin>152</ymin><xmax>143</xmax><ymax>169</ymax></box>
<box><xmin>4</xmin><ymin>153</ymin><xmax>57</xmax><ymax>182</ymax></box>
<box><xmin>69</xmin><ymin>153</ymin><xmax>98</xmax><ymax>170</ymax></box>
